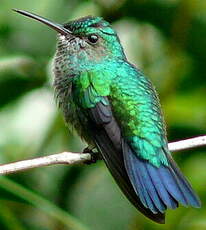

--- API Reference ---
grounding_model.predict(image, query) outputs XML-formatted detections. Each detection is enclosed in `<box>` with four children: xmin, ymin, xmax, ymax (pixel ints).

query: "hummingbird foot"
<box><xmin>83</xmin><ymin>146</ymin><xmax>102</xmax><ymax>165</ymax></box>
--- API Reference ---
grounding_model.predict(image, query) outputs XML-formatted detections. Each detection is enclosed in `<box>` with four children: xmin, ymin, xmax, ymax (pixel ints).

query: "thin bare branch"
<box><xmin>168</xmin><ymin>135</ymin><xmax>206</xmax><ymax>152</ymax></box>
<box><xmin>0</xmin><ymin>135</ymin><xmax>205</xmax><ymax>175</ymax></box>
<box><xmin>0</xmin><ymin>152</ymin><xmax>91</xmax><ymax>175</ymax></box>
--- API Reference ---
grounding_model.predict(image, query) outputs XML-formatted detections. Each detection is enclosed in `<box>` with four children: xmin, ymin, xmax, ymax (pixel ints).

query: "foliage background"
<box><xmin>0</xmin><ymin>0</ymin><xmax>206</xmax><ymax>229</ymax></box>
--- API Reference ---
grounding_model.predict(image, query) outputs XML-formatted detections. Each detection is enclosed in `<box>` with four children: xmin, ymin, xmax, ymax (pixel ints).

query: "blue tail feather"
<box><xmin>166</xmin><ymin>153</ymin><xmax>201</xmax><ymax>207</ymax></box>
<box><xmin>138</xmin><ymin>159</ymin><xmax>166</xmax><ymax>213</ymax></box>
<box><xmin>157</xmin><ymin>165</ymin><xmax>188</xmax><ymax>206</ymax></box>
<box><xmin>130</xmin><ymin>156</ymin><xmax>160</xmax><ymax>213</ymax></box>
<box><xmin>145</xmin><ymin>163</ymin><xmax>178</xmax><ymax>209</ymax></box>
<box><xmin>123</xmin><ymin>141</ymin><xmax>201</xmax><ymax>214</ymax></box>
<box><xmin>124</xmin><ymin>141</ymin><xmax>157</xmax><ymax>212</ymax></box>
<box><xmin>124</xmin><ymin>142</ymin><xmax>166</xmax><ymax>213</ymax></box>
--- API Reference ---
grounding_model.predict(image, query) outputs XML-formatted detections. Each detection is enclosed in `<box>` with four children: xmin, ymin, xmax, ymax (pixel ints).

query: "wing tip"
<box><xmin>148</xmin><ymin>213</ymin><xmax>165</xmax><ymax>224</ymax></box>
<box><xmin>156</xmin><ymin>217</ymin><xmax>165</xmax><ymax>224</ymax></box>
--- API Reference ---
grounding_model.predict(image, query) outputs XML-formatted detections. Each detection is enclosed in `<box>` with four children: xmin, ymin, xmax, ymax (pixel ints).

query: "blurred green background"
<box><xmin>0</xmin><ymin>0</ymin><xmax>205</xmax><ymax>229</ymax></box>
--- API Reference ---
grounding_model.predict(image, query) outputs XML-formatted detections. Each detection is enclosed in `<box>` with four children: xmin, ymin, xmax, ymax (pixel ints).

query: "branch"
<box><xmin>168</xmin><ymin>135</ymin><xmax>206</xmax><ymax>151</ymax></box>
<box><xmin>0</xmin><ymin>135</ymin><xmax>206</xmax><ymax>175</ymax></box>
<box><xmin>0</xmin><ymin>152</ymin><xmax>91</xmax><ymax>175</ymax></box>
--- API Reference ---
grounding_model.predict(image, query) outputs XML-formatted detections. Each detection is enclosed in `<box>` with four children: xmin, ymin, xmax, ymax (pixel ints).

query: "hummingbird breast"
<box><xmin>53</xmin><ymin>37</ymin><xmax>93</xmax><ymax>143</ymax></box>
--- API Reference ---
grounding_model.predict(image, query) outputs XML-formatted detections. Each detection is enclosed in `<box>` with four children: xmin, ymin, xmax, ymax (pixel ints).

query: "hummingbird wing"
<box><xmin>73</xmin><ymin>72</ymin><xmax>165</xmax><ymax>223</ymax></box>
<box><xmin>74</xmin><ymin>69</ymin><xmax>200</xmax><ymax>223</ymax></box>
<box><xmin>109</xmin><ymin>68</ymin><xmax>201</xmax><ymax>214</ymax></box>
<box><xmin>87</xmin><ymin>97</ymin><xmax>165</xmax><ymax>223</ymax></box>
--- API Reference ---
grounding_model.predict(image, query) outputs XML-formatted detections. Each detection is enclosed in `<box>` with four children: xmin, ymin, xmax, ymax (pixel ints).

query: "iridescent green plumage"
<box><xmin>14</xmin><ymin>10</ymin><xmax>201</xmax><ymax>224</ymax></box>
<box><xmin>54</xmin><ymin>16</ymin><xmax>201</xmax><ymax>222</ymax></box>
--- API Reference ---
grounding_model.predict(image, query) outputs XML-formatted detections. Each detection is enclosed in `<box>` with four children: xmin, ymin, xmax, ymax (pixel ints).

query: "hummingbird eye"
<box><xmin>87</xmin><ymin>34</ymin><xmax>99</xmax><ymax>44</ymax></box>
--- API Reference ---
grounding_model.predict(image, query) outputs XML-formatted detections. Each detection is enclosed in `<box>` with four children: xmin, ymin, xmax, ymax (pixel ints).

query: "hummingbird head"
<box><xmin>13</xmin><ymin>9</ymin><xmax>126</xmax><ymax>65</ymax></box>
<box><xmin>61</xmin><ymin>16</ymin><xmax>126</xmax><ymax>61</ymax></box>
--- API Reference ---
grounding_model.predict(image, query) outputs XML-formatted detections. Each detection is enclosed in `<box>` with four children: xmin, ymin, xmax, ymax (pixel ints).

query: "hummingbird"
<box><xmin>14</xmin><ymin>9</ymin><xmax>201</xmax><ymax>224</ymax></box>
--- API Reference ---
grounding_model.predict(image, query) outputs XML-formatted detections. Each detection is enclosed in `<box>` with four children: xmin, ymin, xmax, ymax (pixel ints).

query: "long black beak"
<box><xmin>13</xmin><ymin>9</ymin><xmax>71</xmax><ymax>35</ymax></box>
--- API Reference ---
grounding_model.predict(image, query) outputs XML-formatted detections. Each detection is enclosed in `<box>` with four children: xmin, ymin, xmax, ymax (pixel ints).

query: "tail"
<box><xmin>94</xmin><ymin>132</ymin><xmax>166</xmax><ymax>224</ymax></box>
<box><xmin>87</xmin><ymin>99</ymin><xmax>166</xmax><ymax>223</ymax></box>
<box><xmin>86</xmin><ymin>99</ymin><xmax>200</xmax><ymax>223</ymax></box>
<box><xmin>123</xmin><ymin>141</ymin><xmax>201</xmax><ymax>214</ymax></box>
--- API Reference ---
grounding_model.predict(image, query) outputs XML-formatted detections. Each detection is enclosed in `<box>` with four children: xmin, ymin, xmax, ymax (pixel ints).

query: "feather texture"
<box><xmin>123</xmin><ymin>140</ymin><xmax>200</xmax><ymax>213</ymax></box>
<box><xmin>54</xmin><ymin>48</ymin><xmax>201</xmax><ymax>223</ymax></box>
<box><xmin>87</xmin><ymin>99</ymin><xmax>165</xmax><ymax>223</ymax></box>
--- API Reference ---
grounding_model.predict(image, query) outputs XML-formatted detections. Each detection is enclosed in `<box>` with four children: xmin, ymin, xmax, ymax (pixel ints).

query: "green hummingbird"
<box><xmin>14</xmin><ymin>9</ymin><xmax>201</xmax><ymax>223</ymax></box>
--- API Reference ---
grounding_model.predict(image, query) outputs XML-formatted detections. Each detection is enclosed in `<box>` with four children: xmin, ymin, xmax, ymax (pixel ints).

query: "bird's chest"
<box><xmin>54</xmin><ymin>73</ymin><xmax>91</xmax><ymax>140</ymax></box>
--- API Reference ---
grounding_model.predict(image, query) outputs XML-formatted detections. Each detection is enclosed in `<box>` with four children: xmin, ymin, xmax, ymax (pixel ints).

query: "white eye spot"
<box><xmin>87</xmin><ymin>34</ymin><xmax>99</xmax><ymax>44</ymax></box>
